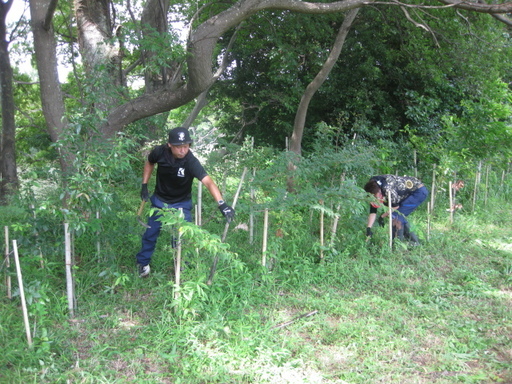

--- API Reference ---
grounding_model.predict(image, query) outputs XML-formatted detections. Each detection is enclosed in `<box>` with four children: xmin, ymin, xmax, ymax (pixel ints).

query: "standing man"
<box><xmin>364</xmin><ymin>174</ymin><xmax>428</xmax><ymax>243</ymax></box>
<box><xmin>136</xmin><ymin>127</ymin><xmax>235</xmax><ymax>277</ymax></box>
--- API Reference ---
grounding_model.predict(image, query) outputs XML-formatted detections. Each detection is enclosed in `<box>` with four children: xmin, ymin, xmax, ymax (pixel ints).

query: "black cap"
<box><xmin>168</xmin><ymin>127</ymin><xmax>193</xmax><ymax>145</ymax></box>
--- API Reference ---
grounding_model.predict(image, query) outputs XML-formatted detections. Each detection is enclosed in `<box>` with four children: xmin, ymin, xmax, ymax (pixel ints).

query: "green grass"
<box><xmin>1</xmin><ymin>204</ymin><xmax>511</xmax><ymax>384</ymax></box>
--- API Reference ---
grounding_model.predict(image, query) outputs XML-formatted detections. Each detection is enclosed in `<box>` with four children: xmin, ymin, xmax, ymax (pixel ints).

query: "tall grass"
<box><xmin>1</xmin><ymin>137</ymin><xmax>511</xmax><ymax>383</ymax></box>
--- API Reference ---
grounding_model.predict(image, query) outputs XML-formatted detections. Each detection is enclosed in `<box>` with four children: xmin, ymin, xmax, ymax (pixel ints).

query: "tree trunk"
<box><xmin>0</xmin><ymin>0</ymin><xmax>17</xmax><ymax>204</ymax></box>
<box><xmin>289</xmin><ymin>8</ymin><xmax>360</xmax><ymax>156</ymax></box>
<box><xmin>75</xmin><ymin>0</ymin><xmax>124</xmax><ymax>116</ymax></box>
<box><xmin>30</xmin><ymin>0</ymin><xmax>73</xmax><ymax>176</ymax></box>
<box><xmin>287</xmin><ymin>8</ymin><xmax>359</xmax><ymax>192</ymax></box>
<box><xmin>140</xmin><ymin>0</ymin><xmax>180</xmax><ymax>93</ymax></box>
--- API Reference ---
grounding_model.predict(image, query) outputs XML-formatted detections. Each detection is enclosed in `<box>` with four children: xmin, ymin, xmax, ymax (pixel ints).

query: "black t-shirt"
<box><xmin>148</xmin><ymin>145</ymin><xmax>208</xmax><ymax>203</ymax></box>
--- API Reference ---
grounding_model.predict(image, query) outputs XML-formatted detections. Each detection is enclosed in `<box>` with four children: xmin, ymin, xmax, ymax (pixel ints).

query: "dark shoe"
<box><xmin>408</xmin><ymin>232</ymin><xmax>420</xmax><ymax>245</ymax></box>
<box><xmin>392</xmin><ymin>226</ymin><xmax>404</xmax><ymax>241</ymax></box>
<box><xmin>138</xmin><ymin>264</ymin><xmax>150</xmax><ymax>278</ymax></box>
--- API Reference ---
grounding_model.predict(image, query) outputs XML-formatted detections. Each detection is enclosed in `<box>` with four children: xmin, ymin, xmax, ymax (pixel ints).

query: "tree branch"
<box><xmin>436</xmin><ymin>0</ymin><xmax>512</xmax><ymax>14</ymax></box>
<box><xmin>400</xmin><ymin>6</ymin><xmax>440</xmax><ymax>47</ymax></box>
<box><xmin>103</xmin><ymin>0</ymin><xmax>512</xmax><ymax>136</ymax></box>
<box><xmin>43</xmin><ymin>0</ymin><xmax>58</xmax><ymax>31</ymax></box>
<box><xmin>491</xmin><ymin>13</ymin><xmax>512</xmax><ymax>26</ymax></box>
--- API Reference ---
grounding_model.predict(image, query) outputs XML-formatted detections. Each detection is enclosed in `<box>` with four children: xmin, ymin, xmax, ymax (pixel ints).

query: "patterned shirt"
<box><xmin>371</xmin><ymin>175</ymin><xmax>423</xmax><ymax>207</ymax></box>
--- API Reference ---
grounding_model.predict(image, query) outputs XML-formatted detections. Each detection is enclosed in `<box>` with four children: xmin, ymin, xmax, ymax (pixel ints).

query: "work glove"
<box><xmin>378</xmin><ymin>216</ymin><xmax>385</xmax><ymax>227</ymax></box>
<box><xmin>218</xmin><ymin>202</ymin><xmax>235</xmax><ymax>223</ymax></box>
<box><xmin>366</xmin><ymin>227</ymin><xmax>373</xmax><ymax>237</ymax></box>
<box><xmin>141</xmin><ymin>183</ymin><xmax>149</xmax><ymax>201</ymax></box>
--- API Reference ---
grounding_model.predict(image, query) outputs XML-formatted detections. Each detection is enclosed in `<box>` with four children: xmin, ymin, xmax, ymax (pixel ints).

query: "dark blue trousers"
<box><xmin>136</xmin><ymin>195</ymin><xmax>192</xmax><ymax>267</ymax></box>
<box><xmin>392</xmin><ymin>186</ymin><xmax>429</xmax><ymax>225</ymax></box>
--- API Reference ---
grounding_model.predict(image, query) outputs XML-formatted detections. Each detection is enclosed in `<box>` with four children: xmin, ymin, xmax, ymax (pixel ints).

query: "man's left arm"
<box><xmin>201</xmin><ymin>176</ymin><xmax>235</xmax><ymax>222</ymax></box>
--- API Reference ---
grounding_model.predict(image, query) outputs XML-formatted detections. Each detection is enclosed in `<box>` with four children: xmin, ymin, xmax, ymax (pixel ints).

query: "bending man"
<box><xmin>364</xmin><ymin>174</ymin><xmax>428</xmax><ymax>243</ymax></box>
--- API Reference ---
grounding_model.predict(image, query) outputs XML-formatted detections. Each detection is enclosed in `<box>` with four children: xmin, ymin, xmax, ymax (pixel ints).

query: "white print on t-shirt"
<box><xmin>178</xmin><ymin>168</ymin><xmax>185</xmax><ymax>177</ymax></box>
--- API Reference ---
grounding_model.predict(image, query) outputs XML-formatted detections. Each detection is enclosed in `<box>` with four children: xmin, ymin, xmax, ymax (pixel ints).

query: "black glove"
<box><xmin>378</xmin><ymin>216</ymin><xmax>385</xmax><ymax>227</ymax></box>
<box><xmin>141</xmin><ymin>184</ymin><xmax>149</xmax><ymax>201</ymax></box>
<box><xmin>366</xmin><ymin>227</ymin><xmax>373</xmax><ymax>237</ymax></box>
<box><xmin>219</xmin><ymin>202</ymin><xmax>235</xmax><ymax>223</ymax></box>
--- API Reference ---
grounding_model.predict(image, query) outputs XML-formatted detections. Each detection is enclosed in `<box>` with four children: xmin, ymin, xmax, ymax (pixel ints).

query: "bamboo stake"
<box><xmin>174</xmin><ymin>209</ymin><xmax>183</xmax><ymax>302</ymax></box>
<box><xmin>427</xmin><ymin>202</ymin><xmax>431</xmax><ymax>241</ymax></box>
<box><xmin>208</xmin><ymin>167</ymin><xmax>248</xmax><ymax>285</ymax></box>
<box><xmin>262</xmin><ymin>208</ymin><xmax>269</xmax><ymax>267</ymax></box>
<box><xmin>449</xmin><ymin>181</ymin><xmax>454</xmax><ymax>224</ymax></box>
<box><xmin>330</xmin><ymin>210</ymin><xmax>340</xmax><ymax>247</ymax></box>
<box><xmin>472</xmin><ymin>161</ymin><xmax>481</xmax><ymax>212</ymax></box>
<box><xmin>329</xmin><ymin>174</ymin><xmax>344</xmax><ymax>247</ymax></box>
<box><xmin>221</xmin><ymin>167</ymin><xmax>248</xmax><ymax>242</ymax></box>
<box><xmin>388</xmin><ymin>190</ymin><xmax>393</xmax><ymax>249</ymax></box>
<box><xmin>484</xmin><ymin>165</ymin><xmax>490</xmax><ymax>206</ymax></box>
<box><xmin>4</xmin><ymin>226</ymin><xmax>11</xmax><ymax>299</ymax></box>
<box><xmin>197</xmin><ymin>182</ymin><xmax>202</xmax><ymax>226</ymax></box>
<box><xmin>64</xmin><ymin>223</ymin><xmax>75</xmax><ymax>318</ymax></box>
<box><xmin>194</xmin><ymin>205</ymin><xmax>199</xmax><ymax>257</ymax></box>
<box><xmin>414</xmin><ymin>150</ymin><xmax>417</xmax><ymax>178</ymax></box>
<box><xmin>30</xmin><ymin>204</ymin><xmax>44</xmax><ymax>268</ymax></box>
<box><xmin>430</xmin><ymin>164</ymin><xmax>436</xmax><ymax>213</ymax></box>
<box><xmin>319</xmin><ymin>200</ymin><xmax>324</xmax><ymax>260</ymax></box>
<box><xmin>96</xmin><ymin>211</ymin><xmax>101</xmax><ymax>260</ymax></box>
<box><xmin>12</xmin><ymin>240</ymin><xmax>33</xmax><ymax>347</ymax></box>
<box><xmin>249</xmin><ymin>168</ymin><xmax>256</xmax><ymax>245</ymax></box>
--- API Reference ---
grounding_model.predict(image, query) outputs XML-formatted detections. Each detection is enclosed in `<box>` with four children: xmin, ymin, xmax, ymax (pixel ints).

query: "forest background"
<box><xmin>0</xmin><ymin>0</ymin><xmax>511</xmax><ymax>383</ymax></box>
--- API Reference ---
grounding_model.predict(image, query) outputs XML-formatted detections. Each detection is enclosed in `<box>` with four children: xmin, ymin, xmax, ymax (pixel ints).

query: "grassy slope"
<box><xmin>1</xmin><ymin>207</ymin><xmax>511</xmax><ymax>384</ymax></box>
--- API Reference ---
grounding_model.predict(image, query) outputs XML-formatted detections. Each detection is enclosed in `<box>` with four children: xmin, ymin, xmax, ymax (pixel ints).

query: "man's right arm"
<box><xmin>141</xmin><ymin>161</ymin><xmax>155</xmax><ymax>201</ymax></box>
<box><xmin>142</xmin><ymin>161</ymin><xmax>155</xmax><ymax>184</ymax></box>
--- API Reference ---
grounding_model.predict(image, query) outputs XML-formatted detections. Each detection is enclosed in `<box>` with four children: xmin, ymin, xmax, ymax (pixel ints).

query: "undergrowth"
<box><xmin>0</xmin><ymin>135</ymin><xmax>511</xmax><ymax>383</ymax></box>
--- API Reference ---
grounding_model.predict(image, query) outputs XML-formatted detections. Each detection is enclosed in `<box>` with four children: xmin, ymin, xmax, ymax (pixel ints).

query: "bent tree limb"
<box><xmin>287</xmin><ymin>8</ymin><xmax>359</xmax><ymax>191</ymax></box>
<box><xmin>207</xmin><ymin>167</ymin><xmax>248</xmax><ymax>286</ymax></box>
<box><xmin>289</xmin><ymin>7</ymin><xmax>360</xmax><ymax>156</ymax></box>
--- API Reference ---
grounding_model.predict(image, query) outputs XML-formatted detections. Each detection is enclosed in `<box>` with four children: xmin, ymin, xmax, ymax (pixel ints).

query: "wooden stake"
<box><xmin>96</xmin><ymin>211</ymin><xmax>101</xmax><ymax>260</ymax></box>
<box><xmin>221</xmin><ymin>167</ymin><xmax>248</xmax><ymax>242</ymax></box>
<box><xmin>472</xmin><ymin>161</ymin><xmax>481</xmax><ymax>212</ymax></box>
<box><xmin>208</xmin><ymin>167</ymin><xmax>248</xmax><ymax>285</ymax></box>
<box><xmin>449</xmin><ymin>181</ymin><xmax>454</xmax><ymax>224</ymax></box>
<box><xmin>484</xmin><ymin>165</ymin><xmax>490</xmax><ymax>206</ymax></box>
<box><xmin>4</xmin><ymin>226</ymin><xmax>11</xmax><ymax>299</ymax></box>
<box><xmin>319</xmin><ymin>200</ymin><xmax>324</xmax><ymax>260</ymax></box>
<box><xmin>330</xmin><ymin>210</ymin><xmax>340</xmax><ymax>247</ymax></box>
<box><xmin>12</xmin><ymin>240</ymin><xmax>33</xmax><ymax>347</ymax></box>
<box><xmin>330</xmin><ymin>174</ymin><xmax>344</xmax><ymax>247</ymax></box>
<box><xmin>414</xmin><ymin>150</ymin><xmax>417</xmax><ymax>178</ymax></box>
<box><xmin>427</xmin><ymin>202</ymin><xmax>431</xmax><ymax>241</ymax></box>
<box><xmin>197</xmin><ymin>182</ymin><xmax>202</xmax><ymax>226</ymax></box>
<box><xmin>194</xmin><ymin>205</ymin><xmax>199</xmax><ymax>257</ymax></box>
<box><xmin>388</xmin><ymin>190</ymin><xmax>393</xmax><ymax>249</ymax></box>
<box><xmin>30</xmin><ymin>205</ymin><xmax>45</xmax><ymax>269</ymax></box>
<box><xmin>64</xmin><ymin>223</ymin><xmax>75</xmax><ymax>318</ymax></box>
<box><xmin>430</xmin><ymin>164</ymin><xmax>436</xmax><ymax>213</ymax></box>
<box><xmin>174</xmin><ymin>209</ymin><xmax>183</xmax><ymax>302</ymax></box>
<box><xmin>262</xmin><ymin>208</ymin><xmax>269</xmax><ymax>267</ymax></box>
<box><xmin>249</xmin><ymin>168</ymin><xmax>256</xmax><ymax>245</ymax></box>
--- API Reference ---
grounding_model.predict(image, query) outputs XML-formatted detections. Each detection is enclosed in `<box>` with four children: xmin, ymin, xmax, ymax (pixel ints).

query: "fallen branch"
<box><xmin>273</xmin><ymin>310</ymin><xmax>318</xmax><ymax>329</ymax></box>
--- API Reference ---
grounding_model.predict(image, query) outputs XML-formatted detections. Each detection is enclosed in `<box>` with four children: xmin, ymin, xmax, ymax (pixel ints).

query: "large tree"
<box><xmin>0</xmin><ymin>0</ymin><xmax>17</xmax><ymax>204</ymax></box>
